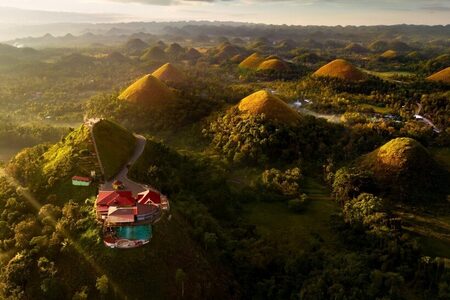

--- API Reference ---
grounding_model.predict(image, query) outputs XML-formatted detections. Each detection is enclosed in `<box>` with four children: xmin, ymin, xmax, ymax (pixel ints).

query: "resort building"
<box><xmin>95</xmin><ymin>189</ymin><xmax>169</xmax><ymax>249</ymax></box>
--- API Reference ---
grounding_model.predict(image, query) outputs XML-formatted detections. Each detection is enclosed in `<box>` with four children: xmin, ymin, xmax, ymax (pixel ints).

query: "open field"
<box><xmin>243</xmin><ymin>177</ymin><xmax>339</xmax><ymax>254</ymax></box>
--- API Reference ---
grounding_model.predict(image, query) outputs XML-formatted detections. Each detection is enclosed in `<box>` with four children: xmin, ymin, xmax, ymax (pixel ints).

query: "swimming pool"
<box><xmin>115</xmin><ymin>225</ymin><xmax>152</xmax><ymax>241</ymax></box>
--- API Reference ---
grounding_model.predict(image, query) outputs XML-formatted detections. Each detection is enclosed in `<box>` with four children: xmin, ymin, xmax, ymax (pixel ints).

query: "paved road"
<box><xmin>100</xmin><ymin>134</ymin><xmax>147</xmax><ymax>196</ymax></box>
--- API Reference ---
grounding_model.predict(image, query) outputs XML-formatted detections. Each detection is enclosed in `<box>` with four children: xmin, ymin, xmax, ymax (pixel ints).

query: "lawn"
<box><xmin>243</xmin><ymin>177</ymin><xmax>339</xmax><ymax>254</ymax></box>
<box><xmin>92</xmin><ymin>120</ymin><xmax>137</xmax><ymax>179</ymax></box>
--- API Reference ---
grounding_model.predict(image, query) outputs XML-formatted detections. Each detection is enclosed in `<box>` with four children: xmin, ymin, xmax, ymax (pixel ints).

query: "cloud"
<box><xmin>106</xmin><ymin>0</ymin><xmax>450</xmax><ymax>10</ymax></box>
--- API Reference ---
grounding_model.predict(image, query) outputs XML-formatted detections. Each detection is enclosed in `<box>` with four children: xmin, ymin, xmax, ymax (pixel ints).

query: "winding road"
<box><xmin>100</xmin><ymin>134</ymin><xmax>147</xmax><ymax>196</ymax></box>
<box><xmin>86</xmin><ymin>119</ymin><xmax>148</xmax><ymax>197</ymax></box>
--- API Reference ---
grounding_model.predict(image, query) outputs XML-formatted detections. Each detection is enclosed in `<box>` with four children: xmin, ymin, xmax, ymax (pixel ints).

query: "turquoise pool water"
<box><xmin>116</xmin><ymin>225</ymin><xmax>152</xmax><ymax>240</ymax></box>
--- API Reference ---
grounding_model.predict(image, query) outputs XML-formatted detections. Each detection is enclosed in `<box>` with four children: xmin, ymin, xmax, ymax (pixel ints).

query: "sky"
<box><xmin>0</xmin><ymin>0</ymin><xmax>449</xmax><ymax>26</ymax></box>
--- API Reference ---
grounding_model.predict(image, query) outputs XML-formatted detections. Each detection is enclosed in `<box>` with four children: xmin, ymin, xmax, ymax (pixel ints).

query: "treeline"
<box><xmin>0</xmin><ymin>122</ymin><xmax>67</xmax><ymax>149</ymax></box>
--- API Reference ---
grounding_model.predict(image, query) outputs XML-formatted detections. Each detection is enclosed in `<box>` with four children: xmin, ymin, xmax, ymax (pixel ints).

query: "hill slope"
<box><xmin>239</xmin><ymin>52</ymin><xmax>265</xmax><ymax>69</ymax></box>
<box><xmin>427</xmin><ymin>67</ymin><xmax>450</xmax><ymax>84</ymax></box>
<box><xmin>359</xmin><ymin>137</ymin><xmax>448</xmax><ymax>202</ymax></box>
<box><xmin>152</xmin><ymin>63</ymin><xmax>185</xmax><ymax>83</ymax></box>
<box><xmin>314</xmin><ymin>59</ymin><xmax>367</xmax><ymax>81</ymax></box>
<box><xmin>118</xmin><ymin>74</ymin><xmax>176</xmax><ymax>108</ymax></box>
<box><xmin>238</xmin><ymin>90</ymin><xmax>300</xmax><ymax>124</ymax></box>
<box><xmin>92</xmin><ymin>119</ymin><xmax>137</xmax><ymax>180</ymax></box>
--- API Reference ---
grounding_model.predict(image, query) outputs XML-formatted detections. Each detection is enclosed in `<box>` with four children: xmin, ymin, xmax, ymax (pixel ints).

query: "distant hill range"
<box><xmin>3</xmin><ymin>21</ymin><xmax>450</xmax><ymax>49</ymax></box>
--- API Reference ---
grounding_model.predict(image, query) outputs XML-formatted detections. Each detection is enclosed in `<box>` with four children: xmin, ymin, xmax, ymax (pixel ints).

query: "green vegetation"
<box><xmin>0</xmin><ymin>24</ymin><xmax>449</xmax><ymax>299</ymax></box>
<box><xmin>92</xmin><ymin>119</ymin><xmax>136</xmax><ymax>179</ymax></box>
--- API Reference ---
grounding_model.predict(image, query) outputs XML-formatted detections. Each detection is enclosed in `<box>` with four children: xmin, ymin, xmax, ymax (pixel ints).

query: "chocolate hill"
<box><xmin>141</xmin><ymin>46</ymin><xmax>167</xmax><ymax>61</ymax></box>
<box><xmin>239</xmin><ymin>52</ymin><xmax>265</xmax><ymax>69</ymax></box>
<box><xmin>359</xmin><ymin>137</ymin><xmax>448</xmax><ymax>202</ymax></box>
<box><xmin>314</xmin><ymin>59</ymin><xmax>366</xmax><ymax>81</ymax></box>
<box><xmin>257</xmin><ymin>58</ymin><xmax>289</xmax><ymax>72</ymax></box>
<box><xmin>427</xmin><ymin>67</ymin><xmax>450</xmax><ymax>84</ymax></box>
<box><xmin>152</xmin><ymin>63</ymin><xmax>185</xmax><ymax>83</ymax></box>
<box><xmin>237</xmin><ymin>90</ymin><xmax>300</xmax><ymax>124</ymax></box>
<box><xmin>118</xmin><ymin>74</ymin><xmax>175</xmax><ymax>108</ymax></box>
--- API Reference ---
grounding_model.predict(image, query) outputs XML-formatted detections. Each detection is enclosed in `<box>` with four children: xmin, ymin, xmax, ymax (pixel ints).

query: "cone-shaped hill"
<box><xmin>239</xmin><ymin>52</ymin><xmax>265</xmax><ymax>69</ymax></box>
<box><xmin>185</xmin><ymin>47</ymin><xmax>202</xmax><ymax>60</ymax></box>
<box><xmin>215</xmin><ymin>43</ymin><xmax>241</xmax><ymax>61</ymax></box>
<box><xmin>152</xmin><ymin>63</ymin><xmax>185</xmax><ymax>83</ymax></box>
<box><xmin>257</xmin><ymin>58</ymin><xmax>289</xmax><ymax>72</ymax></box>
<box><xmin>124</xmin><ymin>38</ymin><xmax>149</xmax><ymax>54</ymax></box>
<box><xmin>380</xmin><ymin>50</ymin><xmax>398</xmax><ymax>59</ymax></box>
<box><xmin>118</xmin><ymin>74</ymin><xmax>176</xmax><ymax>108</ymax></box>
<box><xmin>314</xmin><ymin>59</ymin><xmax>367</xmax><ymax>81</ymax></box>
<box><xmin>237</xmin><ymin>90</ymin><xmax>300</xmax><ymax>125</ymax></box>
<box><xmin>141</xmin><ymin>46</ymin><xmax>167</xmax><ymax>61</ymax></box>
<box><xmin>426</xmin><ymin>67</ymin><xmax>450</xmax><ymax>84</ymax></box>
<box><xmin>358</xmin><ymin>137</ymin><xmax>449</xmax><ymax>202</ymax></box>
<box><xmin>344</xmin><ymin>43</ymin><xmax>369</xmax><ymax>54</ymax></box>
<box><xmin>104</xmin><ymin>51</ymin><xmax>130</xmax><ymax>63</ymax></box>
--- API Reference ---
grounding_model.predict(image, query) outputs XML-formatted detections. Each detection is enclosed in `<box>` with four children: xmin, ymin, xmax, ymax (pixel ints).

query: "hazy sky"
<box><xmin>0</xmin><ymin>0</ymin><xmax>449</xmax><ymax>25</ymax></box>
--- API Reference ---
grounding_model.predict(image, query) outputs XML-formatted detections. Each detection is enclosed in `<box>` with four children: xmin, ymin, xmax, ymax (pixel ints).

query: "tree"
<box><xmin>175</xmin><ymin>268</ymin><xmax>187</xmax><ymax>298</ymax></box>
<box><xmin>203</xmin><ymin>232</ymin><xmax>218</xmax><ymax>251</ymax></box>
<box><xmin>72</xmin><ymin>286</ymin><xmax>88</xmax><ymax>300</ymax></box>
<box><xmin>96</xmin><ymin>275</ymin><xmax>109</xmax><ymax>298</ymax></box>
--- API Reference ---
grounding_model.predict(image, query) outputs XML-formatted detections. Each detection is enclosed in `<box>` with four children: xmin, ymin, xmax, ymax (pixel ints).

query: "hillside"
<box><xmin>152</xmin><ymin>63</ymin><xmax>185</xmax><ymax>83</ymax></box>
<box><xmin>427</xmin><ymin>67</ymin><xmax>450</xmax><ymax>84</ymax></box>
<box><xmin>118</xmin><ymin>74</ymin><xmax>176</xmax><ymax>108</ymax></box>
<box><xmin>358</xmin><ymin>137</ymin><xmax>449</xmax><ymax>201</ymax></box>
<box><xmin>238</xmin><ymin>52</ymin><xmax>264</xmax><ymax>69</ymax></box>
<box><xmin>313</xmin><ymin>59</ymin><xmax>367</xmax><ymax>81</ymax></box>
<box><xmin>92</xmin><ymin>119</ymin><xmax>137</xmax><ymax>180</ymax></box>
<box><xmin>237</xmin><ymin>90</ymin><xmax>300</xmax><ymax>124</ymax></box>
<box><xmin>257</xmin><ymin>58</ymin><xmax>289</xmax><ymax>72</ymax></box>
<box><xmin>380</xmin><ymin>50</ymin><xmax>398</xmax><ymax>59</ymax></box>
<box><xmin>141</xmin><ymin>46</ymin><xmax>167</xmax><ymax>61</ymax></box>
<box><xmin>7</xmin><ymin>123</ymin><xmax>98</xmax><ymax>200</ymax></box>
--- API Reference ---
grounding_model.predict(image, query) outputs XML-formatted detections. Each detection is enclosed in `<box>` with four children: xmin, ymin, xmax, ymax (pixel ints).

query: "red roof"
<box><xmin>107</xmin><ymin>207</ymin><xmax>135</xmax><ymax>223</ymax></box>
<box><xmin>136</xmin><ymin>203</ymin><xmax>159</xmax><ymax>216</ymax></box>
<box><xmin>137</xmin><ymin>190</ymin><xmax>161</xmax><ymax>205</ymax></box>
<box><xmin>96</xmin><ymin>191</ymin><xmax>135</xmax><ymax>207</ymax></box>
<box><xmin>72</xmin><ymin>176</ymin><xmax>91</xmax><ymax>182</ymax></box>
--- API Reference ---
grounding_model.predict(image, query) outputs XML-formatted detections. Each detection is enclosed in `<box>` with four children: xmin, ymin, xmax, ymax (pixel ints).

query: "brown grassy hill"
<box><xmin>380</xmin><ymin>50</ymin><xmax>398</xmax><ymax>59</ymax></box>
<box><xmin>141</xmin><ymin>46</ymin><xmax>167</xmax><ymax>61</ymax></box>
<box><xmin>427</xmin><ymin>67</ymin><xmax>450</xmax><ymax>84</ymax></box>
<box><xmin>344</xmin><ymin>43</ymin><xmax>369</xmax><ymax>54</ymax></box>
<box><xmin>231</xmin><ymin>54</ymin><xmax>245</xmax><ymax>63</ymax></box>
<box><xmin>368</xmin><ymin>40</ymin><xmax>389</xmax><ymax>52</ymax></box>
<box><xmin>257</xmin><ymin>58</ymin><xmax>289</xmax><ymax>72</ymax></box>
<box><xmin>215</xmin><ymin>44</ymin><xmax>241</xmax><ymax>61</ymax></box>
<box><xmin>314</xmin><ymin>59</ymin><xmax>367</xmax><ymax>81</ymax></box>
<box><xmin>239</xmin><ymin>52</ymin><xmax>265</xmax><ymax>69</ymax></box>
<box><xmin>152</xmin><ymin>63</ymin><xmax>185</xmax><ymax>83</ymax></box>
<box><xmin>359</xmin><ymin>137</ymin><xmax>448</xmax><ymax>202</ymax></box>
<box><xmin>238</xmin><ymin>90</ymin><xmax>300</xmax><ymax>124</ymax></box>
<box><xmin>124</xmin><ymin>38</ymin><xmax>148</xmax><ymax>54</ymax></box>
<box><xmin>166</xmin><ymin>43</ymin><xmax>185</xmax><ymax>57</ymax></box>
<box><xmin>185</xmin><ymin>47</ymin><xmax>202</xmax><ymax>60</ymax></box>
<box><xmin>118</xmin><ymin>74</ymin><xmax>175</xmax><ymax>107</ymax></box>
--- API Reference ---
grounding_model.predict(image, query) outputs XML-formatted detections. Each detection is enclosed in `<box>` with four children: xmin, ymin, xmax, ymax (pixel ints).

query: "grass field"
<box><xmin>364</xmin><ymin>70</ymin><xmax>416</xmax><ymax>81</ymax></box>
<box><xmin>358</xmin><ymin>103</ymin><xmax>394</xmax><ymax>114</ymax></box>
<box><xmin>93</xmin><ymin>120</ymin><xmax>137</xmax><ymax>179</ymax></box>
<box><xmin>243</xmin><ymin>177</ymin><xmax>339</xmax><ymax>254</ymax></box>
